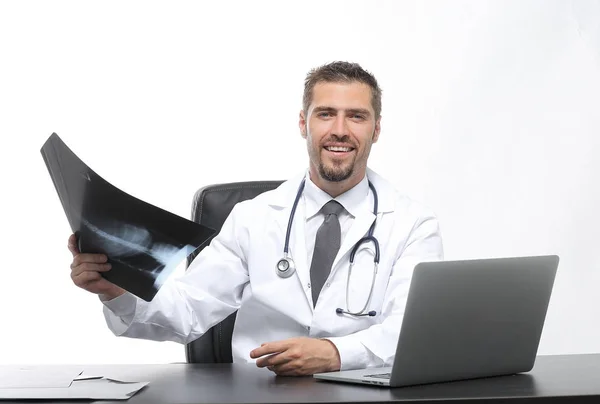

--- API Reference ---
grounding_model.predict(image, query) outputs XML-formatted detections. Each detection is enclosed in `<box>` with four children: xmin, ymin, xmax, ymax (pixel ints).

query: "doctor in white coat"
<box><xmin>68</xmin><ymin>61</ymin><xmax>443</xmax><ymax>376</ymax></box>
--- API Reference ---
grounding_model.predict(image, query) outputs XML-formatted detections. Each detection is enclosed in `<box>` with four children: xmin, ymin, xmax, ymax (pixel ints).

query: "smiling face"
<box><xmin>299</xmin><ymin>81</ymin><xmax>381</xmax><ymax>196</ymax></box>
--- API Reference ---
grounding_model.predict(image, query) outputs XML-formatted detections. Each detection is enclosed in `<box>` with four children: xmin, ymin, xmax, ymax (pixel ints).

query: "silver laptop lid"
<box><xmin>390</xmin><ymin>255</ymin><xmax>559</xmax><ymax>386</ymax></box>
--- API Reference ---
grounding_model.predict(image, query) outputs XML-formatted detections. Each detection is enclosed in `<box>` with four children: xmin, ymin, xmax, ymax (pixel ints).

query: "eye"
<box><xmin>352</xmin><ymin>114</ymin><xmax>366</xmax><ymax>120</ymax></box>
<box><xmin>317</xmin><ymin>112</ymin><xmax>331</xmax><ymax>118</ymax></box>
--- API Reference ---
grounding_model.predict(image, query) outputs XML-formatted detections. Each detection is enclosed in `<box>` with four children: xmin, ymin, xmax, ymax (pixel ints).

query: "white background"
<box><xmin>0</xmin><ymin>0</ymin><xmax>598</xmax><ymax>364</ymax></box>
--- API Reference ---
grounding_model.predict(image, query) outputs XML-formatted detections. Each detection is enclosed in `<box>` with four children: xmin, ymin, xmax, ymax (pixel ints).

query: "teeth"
<box><xmin>327</xmin><ymin>146</ymin><xmax>352</xmax><ymax>152</ymax></box>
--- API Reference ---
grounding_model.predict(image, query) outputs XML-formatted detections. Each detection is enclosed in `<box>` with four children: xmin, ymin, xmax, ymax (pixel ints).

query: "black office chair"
<box><xmin>184</xmin><ymin>180</ymin><xmax>284</xmax><ymax>363</ymax></box>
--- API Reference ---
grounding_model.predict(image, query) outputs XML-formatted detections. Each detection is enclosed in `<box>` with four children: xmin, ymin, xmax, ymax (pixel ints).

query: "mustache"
<box><xmin>321</xmin><ymin>135</ymin><xmax>356</xmax><ymax>148</ymax></box>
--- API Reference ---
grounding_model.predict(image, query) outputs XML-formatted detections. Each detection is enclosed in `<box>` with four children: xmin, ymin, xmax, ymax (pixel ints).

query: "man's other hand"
<box><xmin>68</xmin><ymin>234</ymin><xmax>126</xmax><ymax>300</ymax></box>
<box><xmin>250</xmin><ymin>337</ymin><xmax>341</xmax><ymax>376</ymax></box>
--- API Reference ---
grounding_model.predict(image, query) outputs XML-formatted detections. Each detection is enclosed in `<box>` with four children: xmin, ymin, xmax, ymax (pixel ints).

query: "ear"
<box><xmin>299</xmin><ymin>109</ymin><xmax>307</xmax><ymax>139</ymax></box>
<box><xmin>372</xmin><ymin>116</ymin><xmax>382</xmax><ymax>143</ymax></box>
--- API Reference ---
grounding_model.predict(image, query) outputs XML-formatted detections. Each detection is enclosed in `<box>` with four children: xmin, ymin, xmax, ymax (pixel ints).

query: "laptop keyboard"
<box><xmin>364</xmin><ymin>373</ymin><xmax>391</xmax><ymax>379</ymax></box>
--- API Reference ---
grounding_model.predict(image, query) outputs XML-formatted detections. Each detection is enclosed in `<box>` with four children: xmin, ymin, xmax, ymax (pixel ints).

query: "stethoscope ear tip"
<box><xmin>335</xmin><ymin>308</ymin><xmax>377</xmax><ymax>317</ymax></box>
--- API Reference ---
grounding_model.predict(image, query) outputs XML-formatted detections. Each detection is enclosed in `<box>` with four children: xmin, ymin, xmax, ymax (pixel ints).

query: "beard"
<box><xmin>318</xmin><ymin>159</ymin><xmax>354</xmax><ymax>182</ymax></box>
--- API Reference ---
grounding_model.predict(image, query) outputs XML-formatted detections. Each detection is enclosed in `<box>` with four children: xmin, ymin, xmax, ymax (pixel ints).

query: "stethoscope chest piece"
<box><xmin>276</xmin><ymin>255</ymin><xmax>296</xmax><ymax>278</ymax></box>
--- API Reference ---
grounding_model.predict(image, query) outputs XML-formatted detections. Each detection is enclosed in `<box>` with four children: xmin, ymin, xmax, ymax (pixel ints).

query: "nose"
<box><xmin>332</xmin><ymin>114</ymin><xmax>349</xmax><ymax>136</ymax></box>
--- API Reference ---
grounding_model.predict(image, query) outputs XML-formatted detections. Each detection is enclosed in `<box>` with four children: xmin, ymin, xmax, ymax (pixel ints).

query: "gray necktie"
<box><xmin>309</xmin><ymin>200</ymin><xmax>344</xmax><ymax>307</ymax></box>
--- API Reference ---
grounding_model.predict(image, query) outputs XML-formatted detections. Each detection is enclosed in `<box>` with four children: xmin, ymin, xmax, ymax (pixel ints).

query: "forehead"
<box><xmin>310</xmin><ymin>81</ymin><xmax>374</xmax><ymax>113</ymax></box>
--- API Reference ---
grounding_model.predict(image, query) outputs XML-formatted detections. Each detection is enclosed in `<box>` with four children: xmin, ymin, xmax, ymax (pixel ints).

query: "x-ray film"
<box><xmin>41</xmin><ymin>133</ymin><xmax>215</xmax><ymax>301</ymax></box>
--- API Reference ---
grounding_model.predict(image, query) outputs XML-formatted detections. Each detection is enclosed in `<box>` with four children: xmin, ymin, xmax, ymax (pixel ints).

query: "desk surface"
<box><xmin>3</xmin><ymin>354</ymin><xmax>600</xmax><ymax>404</ymax></box>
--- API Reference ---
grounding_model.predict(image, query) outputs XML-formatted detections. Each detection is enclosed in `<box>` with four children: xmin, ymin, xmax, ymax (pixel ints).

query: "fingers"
<box><xmin>72</xmin><ymin>270</ymin><xmax>102</xmax><ymax>284</ymax></box>
<box><xmin>250</xmin><ymin>340</ymin><xmax>291</xmax><ymax>359</ymax></box>
<box><xmin>68</xmin><ymin>234</ymin><xmax>115</xmax><ymax>293</ymax></box>
<box><xmin>256</xmin><ymin>352</ymin><xmax>291</xmax><ymax>368</ymax></box>
<box><xmin>71</xmin><ymin>261</ymin><xmax>112</xmax><ymax>277</ymax></box>
<box><xmin>70</xmin><ymin>253</ymin><xmax>111</xmax><ymax>283</ymax></box>
<box><xmin>71</xmin><ymin>271</ymin><xmax>114</xmax><ymax>295</ymax></box>
<box><xmin>255</xmin><ymin>338</ymin><xmax>337</xmax><ymax>376</ymax></box>
<box><xmin>272</xmin><ymin>366</ymin><xmax>302</xmax><ymax>376</ymax></box>
<box><xmin>71</xmin><ymin>253</ymin><xmax>109</xmax><ymax>269</ymax></box>
<box><xmin>67</xmin><ymin>234</ymin><xmax>79</xmax><ymax>257</ymax></box>
<box><xmin>267</xmin><ymin>362</ymin><xmax>305</xmax><ymax>376</ymax></box>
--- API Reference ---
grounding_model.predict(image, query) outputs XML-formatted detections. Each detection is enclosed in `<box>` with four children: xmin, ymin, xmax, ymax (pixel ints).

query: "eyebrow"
<box><xmin>313</xmin><ymin>106</ymin><xmax>372</xmax><ymax>117</ymax></box>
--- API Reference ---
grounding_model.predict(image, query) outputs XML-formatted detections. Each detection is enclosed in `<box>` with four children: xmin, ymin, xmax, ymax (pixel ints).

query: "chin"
<box><xmin>319</xmin><ymin>163</ymin><xmax>354</xmax><ymax>183</ymax></box>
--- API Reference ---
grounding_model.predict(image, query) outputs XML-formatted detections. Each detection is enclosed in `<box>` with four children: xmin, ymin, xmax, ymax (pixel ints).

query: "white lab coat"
<box><xmin>103</xmin><ymin>168</ymin><xmax>443</xmax><ymax>370</ymax></box>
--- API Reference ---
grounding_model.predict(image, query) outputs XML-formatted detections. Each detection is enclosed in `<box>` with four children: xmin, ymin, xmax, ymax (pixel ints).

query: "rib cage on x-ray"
<box><xmin>81</xmin><ymin>219</ymin><xmax>197</xmax><ymax>288</ymax></box>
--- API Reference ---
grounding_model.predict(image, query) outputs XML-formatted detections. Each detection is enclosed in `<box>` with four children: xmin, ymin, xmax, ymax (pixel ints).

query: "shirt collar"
<box><xmin>303</xmin><ymin>171</ymin><xmax>369</xmax><ymax>220</ymax></box>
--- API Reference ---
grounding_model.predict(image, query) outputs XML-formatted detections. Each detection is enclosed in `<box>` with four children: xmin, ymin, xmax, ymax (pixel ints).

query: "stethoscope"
<box><xmin>275</xmin><ymin>179</ymin><xmax>381</xmax><ymax>317</ymax></box>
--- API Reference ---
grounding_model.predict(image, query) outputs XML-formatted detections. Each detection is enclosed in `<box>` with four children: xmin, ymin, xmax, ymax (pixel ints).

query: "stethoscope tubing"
<box><xmin>278</xmin><ymin>177</ymin><xmax>380</xmax><ymax>317</ymax></box>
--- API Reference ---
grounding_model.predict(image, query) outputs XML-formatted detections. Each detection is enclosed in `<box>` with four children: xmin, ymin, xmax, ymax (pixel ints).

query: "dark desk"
<box><xmin>4</xmin><ymin>354</ymin><xmax>600</xmax><ymax>404</ymax></box>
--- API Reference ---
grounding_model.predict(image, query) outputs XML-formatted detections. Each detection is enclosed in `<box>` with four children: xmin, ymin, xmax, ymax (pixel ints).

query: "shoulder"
<box><xmin>367</xmin><ymin>168</ymin><xmax>438</xmax><ymax>222</ymax></box>
<box><xmin>368</xmin><ymin>169</ymin><xmax>444</xmax><ymax>259</ymax></box>
<box><xmin>229</xmin><ymin>173</ymin><xmax>304</xmax><ymax>216</ymax></box>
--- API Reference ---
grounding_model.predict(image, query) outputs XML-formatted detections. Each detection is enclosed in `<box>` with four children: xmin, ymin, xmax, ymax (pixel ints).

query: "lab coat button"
<box><xmin>307</xmin><ymin>283</ymin><xmax>311</xmax><ymax>289</ymax></box>
<box><xmin>326</xmin><ymin>283</ymin><xmax>331</xmax><ymax>287</ymax></box>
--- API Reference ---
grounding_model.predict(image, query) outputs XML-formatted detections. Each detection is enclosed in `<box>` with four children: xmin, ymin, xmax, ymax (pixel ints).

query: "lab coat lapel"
<box><xmin>271</xmin><ymin>179</ymin><xmax>313</xmax><ymax>311</ymax></box>
<box><xmin>270</xmin><ymin>174</ymin><xmax>303</xmax><ymax>240</ymax></box>
<box><xmin>330</xmin><ymin>168</ymin><xmax>395</xmax><ymax>275</ymax></box>
<box><xmin>288</xmin><ymin>201</ymin><xmax>312</xmax><ymax>309</ymax></box>
<box><xmin>331</xmin><ymin>207</ymin><xmax>376</xmax><ymax>274</ymax></box>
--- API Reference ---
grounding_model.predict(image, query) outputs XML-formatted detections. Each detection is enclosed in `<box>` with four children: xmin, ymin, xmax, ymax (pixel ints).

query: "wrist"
<box><xmin>101</xmin><ymin>287</ymin><xmax>126</xmax><ymax>301</ymax></box>
<box><xmin>322</xmin><ymin>338</ymin><xmax>341</xmax><ymax>371</ymax></box>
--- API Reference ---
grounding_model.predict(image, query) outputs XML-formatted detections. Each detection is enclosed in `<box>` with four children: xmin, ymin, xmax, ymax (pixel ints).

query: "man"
<box><xmin>68</xmin><ymin>61</ymin><xmax>443</xmax><ymax>376</ymax></box>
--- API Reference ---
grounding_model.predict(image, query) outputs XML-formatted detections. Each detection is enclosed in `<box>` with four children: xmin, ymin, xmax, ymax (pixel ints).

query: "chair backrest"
<box><xmin>185</xmin><ymin>180</ymin><xmax>284</xmax><ymax>363</ymax></box>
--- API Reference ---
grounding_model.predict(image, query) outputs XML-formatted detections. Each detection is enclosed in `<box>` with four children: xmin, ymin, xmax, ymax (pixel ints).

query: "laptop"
<box><xmin>314</xmin><ymin>255</ymin><xmax>559</xmax><ymax>387</ymax></box>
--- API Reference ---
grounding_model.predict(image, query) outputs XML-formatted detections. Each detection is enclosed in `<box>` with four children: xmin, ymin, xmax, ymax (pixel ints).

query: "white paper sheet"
<box><xmin>0</xmin><ymin>378</ymin><xmax>149</xmax><ymax>400</ymax></box>
<box><xmin>74</xmin><ymin>372</ymin><xmax>141</xmax><ymax>383</ymax></box>
<box><xmin>0</xmin><ymin>366</ymin><xmax>83</xmax><ymax>389</ymax></box>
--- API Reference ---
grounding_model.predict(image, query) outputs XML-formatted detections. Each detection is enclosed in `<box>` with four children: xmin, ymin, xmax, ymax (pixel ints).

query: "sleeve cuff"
<box><xmin>100</xmin><ymin>292</ymin><xmax>137</xmax><ymax>318</ymax></box>
<box><xmin>325</xmin><ymin>336</ymin><xmax>370</xmax><ymax>371</ymax></box>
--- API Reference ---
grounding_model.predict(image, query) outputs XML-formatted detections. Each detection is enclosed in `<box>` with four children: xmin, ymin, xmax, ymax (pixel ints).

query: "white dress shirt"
<box><xmin>303</xmin><ymin>173</ymin><xmax>369</xmax><ymax>269</ymax></box>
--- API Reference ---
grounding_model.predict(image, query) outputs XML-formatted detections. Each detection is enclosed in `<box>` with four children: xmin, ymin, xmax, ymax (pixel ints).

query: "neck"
<box><xmin>308</xmin><ymin>168</ymin><xmax>366</xmax><ymax>198</ymax></box>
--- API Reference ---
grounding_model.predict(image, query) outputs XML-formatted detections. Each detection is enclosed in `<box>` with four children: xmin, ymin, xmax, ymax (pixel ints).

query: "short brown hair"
<box><xmin>303</xmin><ymin>61</ymin><xmax>382</xmax><ymax>120</ymax></box>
